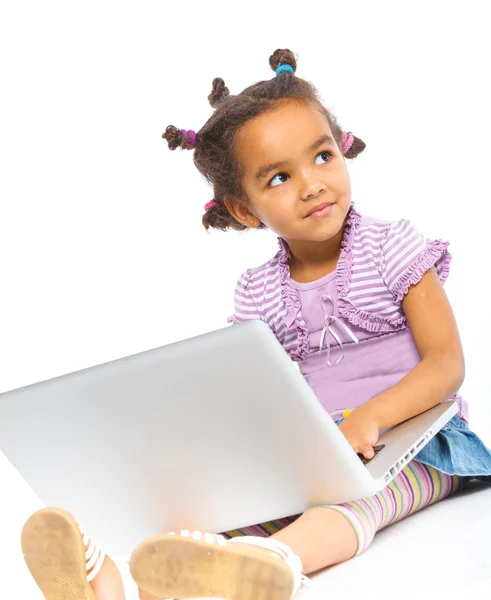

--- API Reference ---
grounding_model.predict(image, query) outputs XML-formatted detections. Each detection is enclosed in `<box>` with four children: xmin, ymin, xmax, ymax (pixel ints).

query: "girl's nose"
<box><xmin>300</xmin><ymin>171</ymin><xmax>327</xmax><ymax>200</ymax></box>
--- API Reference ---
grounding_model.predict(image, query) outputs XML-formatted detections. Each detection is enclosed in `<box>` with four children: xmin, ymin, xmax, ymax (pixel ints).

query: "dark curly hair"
<box><xmin>162</xmin><ymin>48</ymin><xmax>366</xmax><ymax>232</ymax></box>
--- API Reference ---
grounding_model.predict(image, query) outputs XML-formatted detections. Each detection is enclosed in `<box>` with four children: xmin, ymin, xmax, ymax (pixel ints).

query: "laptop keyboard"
<box><xmin>358</xmin><ymin>444</ymin><xmax>385</xmax><ymax>465</ymax></box>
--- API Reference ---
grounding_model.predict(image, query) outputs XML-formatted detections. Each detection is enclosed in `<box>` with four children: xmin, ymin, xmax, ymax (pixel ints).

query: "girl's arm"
<box><xmin>356</xmin><ymin>266</ymin><xmax>465</xmax><ymax>430</ymax></box>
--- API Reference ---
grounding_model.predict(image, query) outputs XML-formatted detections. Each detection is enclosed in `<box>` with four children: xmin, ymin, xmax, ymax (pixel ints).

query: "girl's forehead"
<box><xmin>235</xmin><ymin>102</ymin><xmax>333</xmax><ymax>169</ymax></box>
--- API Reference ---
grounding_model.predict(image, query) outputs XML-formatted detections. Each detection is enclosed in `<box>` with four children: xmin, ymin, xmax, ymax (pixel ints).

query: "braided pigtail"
<box><xmin>269</xmin><ymin>48</ymin><xmax>297</xmax><ymax>75</ymax></box>
<box><xmin>208</xmin><ymin>78</ymin><xmax>231</xmax><ymax>108</ymax></box>
<box><xmin>162</xmin><ymin>125</ymin><xmax>197</xmax><ymax>150</ymax></box>
<box><xmin>202</xmin><ymin>199</ymin><xmax>237</xmax><ymax>232</ymax></box>
<box><xmin>341</xmin><ymin>131</ymin><xmax>366</xmax><ymax>159</ymax></box>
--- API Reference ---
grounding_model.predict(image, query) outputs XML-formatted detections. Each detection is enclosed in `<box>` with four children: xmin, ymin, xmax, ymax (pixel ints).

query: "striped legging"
<box><xmin>221</xmin><ymin>461</ymin><xmax>465</xmax><ymax>554</ymax></box>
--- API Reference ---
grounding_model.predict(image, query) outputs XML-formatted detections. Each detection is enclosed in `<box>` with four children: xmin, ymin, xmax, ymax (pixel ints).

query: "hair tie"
<box><xmin>341</xmin><ymin>131</ymin><xmax>354</xmax><ymax>154</ymax></box>
<box><xmin>204</xmin><ymin>199</ymin><xmax>219</xmax><ymax>212</ymax></box>
<box><xmin>180</xmin><ymin>129</ymin><xmax>197</xmax><ymax>148</ymax></box>
<box><xmin>276</xmin><ymin>63</ymin><xmax>294</xmax><ymax>76</ymax></box>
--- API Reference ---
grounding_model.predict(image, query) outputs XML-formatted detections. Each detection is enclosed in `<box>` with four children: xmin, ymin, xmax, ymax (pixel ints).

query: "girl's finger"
<box><xmin>360</xmin><ymin>444</ymin><xmax>374</xmax><ymax>459</ymax></box>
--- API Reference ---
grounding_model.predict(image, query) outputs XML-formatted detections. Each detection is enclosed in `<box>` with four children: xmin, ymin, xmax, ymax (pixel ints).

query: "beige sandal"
<box><xmin>130</xmin><ymin>529</ymin><xmax>313</xmax><ymax>600</ymax></box>
<box><xmin>21</xmin><ymin>507</ymin><xmax>139</xmax><ymax>600</ymax></box>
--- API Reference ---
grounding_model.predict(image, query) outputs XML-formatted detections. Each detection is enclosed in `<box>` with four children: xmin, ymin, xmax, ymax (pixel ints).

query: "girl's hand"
<box><xmin>338</xmin><ymin>409</ymin><xmax>380</xmax><ymax>460</ymax></box>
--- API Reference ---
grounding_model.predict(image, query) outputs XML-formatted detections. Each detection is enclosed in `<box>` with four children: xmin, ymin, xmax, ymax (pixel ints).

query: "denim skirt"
<box><xmin>414</xmin><ymin>415</ymin><xmax>491</xmax><ymax>481</ymax></box>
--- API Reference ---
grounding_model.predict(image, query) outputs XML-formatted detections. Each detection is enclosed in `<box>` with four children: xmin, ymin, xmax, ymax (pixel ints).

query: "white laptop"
<box><xmin>0</xmin><ymin>319</ymin><xmax>457</xmax><ymax>555</ymax></box>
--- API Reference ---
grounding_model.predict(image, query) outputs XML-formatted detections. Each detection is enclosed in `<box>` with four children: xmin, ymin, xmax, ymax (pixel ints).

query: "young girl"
<box><xmin>21</xmin><ymin>48</ymin><xmax>491</xmax><ymax>600</ymax></box>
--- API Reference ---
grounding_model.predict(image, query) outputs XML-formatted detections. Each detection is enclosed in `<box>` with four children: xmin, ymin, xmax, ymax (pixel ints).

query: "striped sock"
<box><xmin>324</xmin><ymin>460</ymin><xmax>464</xmax><ymax>554</ymax></box>
<box><xmin>221</xmin><ymin>462</ymin><xmax>464</xmax><ymax>551</ymax></box>
<box><xmin>221</xmin><ymin>515</ymin><xmax>301</xmax><ymax>539</ymax></box>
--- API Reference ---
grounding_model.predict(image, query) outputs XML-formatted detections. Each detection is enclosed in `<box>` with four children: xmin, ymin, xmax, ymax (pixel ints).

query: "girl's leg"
<box><xmin>269</xmin><ymin>460</ymin><xmax>465</xmax><ymax>574</ymax></box>
<box><xmin>21</xmin><ymin>507</ymin><xmax>166</xmax><ymax>600</ymax></box>
<box><xmin>129</xmin><ymin>462</ymin><xmax>464</xmax><ymax>599</ymax></box>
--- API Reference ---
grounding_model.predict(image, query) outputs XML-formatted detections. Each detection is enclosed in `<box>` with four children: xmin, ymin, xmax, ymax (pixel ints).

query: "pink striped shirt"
<box><xmin>227</xmin><ymin>205</ymin><xmax>451</xmax><ymax>363</ymax></box>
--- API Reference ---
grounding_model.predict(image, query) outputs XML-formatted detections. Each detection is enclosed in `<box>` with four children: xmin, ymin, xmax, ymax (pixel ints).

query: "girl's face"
<box><xmin>226</xmin><ymin>99</ymin><xmax>352</xmax><ymax>248</ymax></box>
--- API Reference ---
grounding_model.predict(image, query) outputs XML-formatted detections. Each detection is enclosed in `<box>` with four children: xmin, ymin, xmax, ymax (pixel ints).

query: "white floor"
<box><xmin>2</xmin><ymin>449</ymin><xmax>490</xmax><ymax>600</ymax></box>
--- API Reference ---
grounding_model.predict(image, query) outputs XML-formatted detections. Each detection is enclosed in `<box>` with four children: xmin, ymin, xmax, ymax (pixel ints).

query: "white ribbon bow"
<box><xmin>319</xmin><ymin>295</ymin><xmax>360</xmax><ymax>367</ymax></box>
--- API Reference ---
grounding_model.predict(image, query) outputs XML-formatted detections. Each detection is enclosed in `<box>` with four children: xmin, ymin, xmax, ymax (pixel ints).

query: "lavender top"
<box><xmin>228</xmin><ymin>204</ymin><xmax>467</xmax><ymax>422</ymax></box>
<box><xmin>291</xmin><ymin>272</ymin><xmax>467</xmax><ymax>422</ymax></box>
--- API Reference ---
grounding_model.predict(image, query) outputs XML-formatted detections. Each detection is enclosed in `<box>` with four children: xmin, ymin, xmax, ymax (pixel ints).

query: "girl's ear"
<box><xmin>223</xmin><ymin>197</ymin><xmax>257</xmax><ymax>227</ymax></box>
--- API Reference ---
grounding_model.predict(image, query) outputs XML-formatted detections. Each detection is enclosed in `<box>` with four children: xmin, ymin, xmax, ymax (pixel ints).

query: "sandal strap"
<box><xmin>169</xmin><ymin>530</ymin><xmax>227</xmax><ymax>546</ymax></box>
<box><xmin>79</xmin><ymin>526</ymin><xmax>105</xmax><ymax>582</ymax></box>
<box><xmin>229</xmin><ymin>536</ymin><xmax>313</xmax><ymax>593</ymax></box>
<box><xmin>81</xmin><ymin>525</ymin><xmax>139</xmax><ymax>599</ymax></box>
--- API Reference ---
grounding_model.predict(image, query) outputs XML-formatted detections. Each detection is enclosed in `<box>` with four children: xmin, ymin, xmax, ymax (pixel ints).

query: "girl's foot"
<box><xmin>129</xmin><ymin>530</ymin><xmax>311</xmax><ymax>600</ymax></box>
<box><xmin>21</xmin><ymin>507</ymin><xmax>139</xmax><ymax>600</ymax></box>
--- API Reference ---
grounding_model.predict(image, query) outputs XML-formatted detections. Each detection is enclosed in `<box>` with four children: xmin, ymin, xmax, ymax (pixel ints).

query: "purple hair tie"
<box><xmin>341</xmin><ymin>131</ymin><xmax>354</xmax><ymax>154</ymax></box>
<box><xmin>180</xmin><ymin>129</ymin><xmax>197</xmax><ymax>148</ymax></box>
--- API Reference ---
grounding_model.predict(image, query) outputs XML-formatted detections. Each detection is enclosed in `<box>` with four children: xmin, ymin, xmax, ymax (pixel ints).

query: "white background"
<box><xmin>1</xmin><ymin>1</ymin><xmax>490</xmax><ymax>598</ymax></box>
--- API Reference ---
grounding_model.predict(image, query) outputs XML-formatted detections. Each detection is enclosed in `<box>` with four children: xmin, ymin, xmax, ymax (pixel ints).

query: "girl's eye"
<box><xmin>268</xmin><ymin>150</ymin><xmax>333</xmax><ymax>188</ymax></box>
<box><xmin>315</xmin><ymin>151</ymin><xmax>332</xmax><ymax>165</ymax></box>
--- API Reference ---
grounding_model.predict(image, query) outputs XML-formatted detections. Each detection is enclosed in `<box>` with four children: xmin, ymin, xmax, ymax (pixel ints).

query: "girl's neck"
<box><xmin>285</xmin><ymin>222</ymin><xmax>346</xmax><ymax>270</ymax></box>
<box><xmin>286</xmin><ymin>230</ymin><xmax>343</xmax><ymax>283</ymax></box>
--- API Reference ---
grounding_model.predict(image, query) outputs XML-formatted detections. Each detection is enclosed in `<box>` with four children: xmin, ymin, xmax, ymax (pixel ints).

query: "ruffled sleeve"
<box><xmin>226</xmin><ymin>269</ymin><xmax>261</xmax><ymax>325</ymax></box>
<box><xmin>380</xmin><ymin>219</ymin><xmax>452</xmax><ymax>303</ymax></box>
